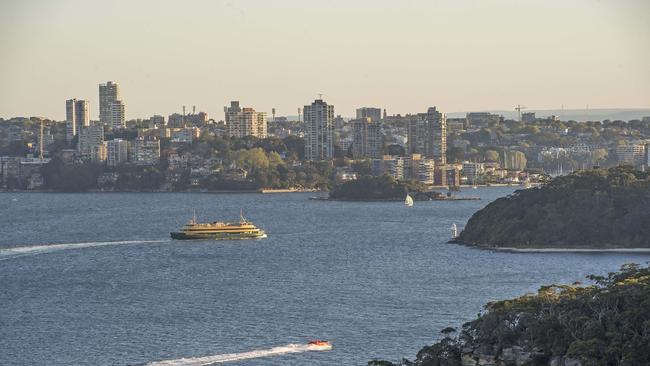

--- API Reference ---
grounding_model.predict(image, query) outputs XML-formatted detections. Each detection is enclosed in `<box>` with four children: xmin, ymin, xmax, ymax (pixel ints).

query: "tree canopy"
<box><xmin>458</xmin><ymin>166</ymin><xmax>650</xmax><ymax>248</ymax></box>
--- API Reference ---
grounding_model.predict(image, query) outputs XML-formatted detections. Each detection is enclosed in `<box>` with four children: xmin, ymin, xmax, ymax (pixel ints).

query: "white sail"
<box><xmin>451</xmin><ymin>223</ymin><xmax>458</xmax><ymax>238</ymax></box>
<box><xmin>405</xmin><ymin>194</ymin><xmax>414</xmax><ymax>206</ymax></box>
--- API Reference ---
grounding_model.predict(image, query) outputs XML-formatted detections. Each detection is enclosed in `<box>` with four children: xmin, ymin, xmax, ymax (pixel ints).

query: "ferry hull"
<box><xmin>170</xmin><ymin>231</ymin><xmax>267</xmax><ymax>240</ymax></box>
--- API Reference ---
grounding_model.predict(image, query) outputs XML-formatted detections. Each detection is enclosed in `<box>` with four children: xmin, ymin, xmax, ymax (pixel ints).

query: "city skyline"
<box><xmin>1</xmin><ymin>0</ymin><xmax>649</xmax><ymax>120</ymax></box>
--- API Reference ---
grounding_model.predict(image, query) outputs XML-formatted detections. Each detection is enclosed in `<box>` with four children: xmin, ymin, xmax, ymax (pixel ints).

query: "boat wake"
<box><xmin>142</xmin><ymin>343</ymin><xmax>332</xmax><ymax>365</ymax></box>
<box><xmin>0</xmin><ymin>240</ymin><xmax>165</xmax><ymax>260</ymax></box>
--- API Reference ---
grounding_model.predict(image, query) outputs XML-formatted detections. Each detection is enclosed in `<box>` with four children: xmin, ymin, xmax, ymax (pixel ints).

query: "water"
<box><xmin>1</xmin><ymin>188</ymin><xmax>648</xmax><ymax>366</ymax></box>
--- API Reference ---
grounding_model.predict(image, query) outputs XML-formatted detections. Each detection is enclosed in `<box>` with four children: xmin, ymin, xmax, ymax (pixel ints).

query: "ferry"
<box><xmin>170</xmin><ymin>211</ymin><xmax>266</xmax><ymax>240</ymax></box>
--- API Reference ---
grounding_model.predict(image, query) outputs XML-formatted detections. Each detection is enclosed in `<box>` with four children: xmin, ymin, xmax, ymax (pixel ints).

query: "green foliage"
<box><xmin>459</xmin><ymin>166</ymin><xmax>650</xmax><ymax>248</ymax></box>
<box><xmin>484</xmin><ymin>150</ymin><xmax>500</xmax><ymax>162</ymax></box>
<box><xmin>386</xmin><ymin>144</ymin><xmax>405</xmax><ymax>156</ymax></box>
<box><xmin>373</xmin><ymin>264</ymin><xmax>650</xmax><ymax>366</ymax></box>
<box><xmin>352</xmin><ymin>159</ymin><xmax>373</xmax><ymax>175</ymax></box>
<box><xmin>329</xmin><ymin>175</ymin><xmax>429</xmax><ymax>200</ymax></box>
<box><xmin>41</xmin><ymin>157</ymin><xmax>103</xmax><ymax>192</ymax></box>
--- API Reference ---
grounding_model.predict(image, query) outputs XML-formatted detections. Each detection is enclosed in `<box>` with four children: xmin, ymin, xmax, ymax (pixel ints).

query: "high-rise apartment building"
<box><xmin>65</xmin><ymin>99</ymin><xmax>90</xmax><ymax>142</ymax></box>
<box><xmin>99</xmin><ymin>81</ymin><xmax>120</xmax><ymax>123</ymax></box>
<box><xmin>78</xmin><ymin>124</ymin><xmax>104</xmax><ymax>159</ymax></box>
<box><xmin>408</xmin><ymin>106</ymin><xmax>447</xmax><ymax>164</ymax></box>
<box><xmin>225</xmin><ymin>102</ymin><xmax>267</xmax><ymax>138</ymax></box>
<box><xmin>356</xmin><ymin>107</ymin><xmax>382</xmax><ymax>122</ymax></box>
<box><xmin>304</xmin><ymin>99</ymin><xmax>334</xmax><ymax>161</ymax></box>
<box><xmin>351</xmin><ymin>117</ymin><xmax>383</xmax><ymax>159</ymax></box>
<box><xmin>109</xmin><ymin>100</ymin><xmax>125</xmax><ymax>129</ymax></box>
<box><xmin>106</xmin><ymin>139</ymin><xmax>129</xmax><ymax>166</ymax></box>
<box><xmin>224</xmin><ymin>101</ymin><xmax>241</xmax><ymax>125</ymax></box>
<box><xmin>91</xmin><ymin>143</ymin><xmax>107</xmax><ymax>163</ymax></box>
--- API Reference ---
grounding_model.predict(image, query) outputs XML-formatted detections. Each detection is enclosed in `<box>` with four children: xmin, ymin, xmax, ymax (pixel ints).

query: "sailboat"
<box><xmin>404</xmin><ymin>194</ymin><xmax>414</xmax><ymax>207</ymax></box>
<box><xmin>451</xmin><ymin>223</ymin><xmax>458</xmax><ymax>239</ymax></box>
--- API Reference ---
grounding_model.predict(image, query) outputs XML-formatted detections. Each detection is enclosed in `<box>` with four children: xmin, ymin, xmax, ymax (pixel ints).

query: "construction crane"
<box><xmin>514</xmin><ymin>104</ymin><xmax>527</xmax><ymax>122</ymax></box>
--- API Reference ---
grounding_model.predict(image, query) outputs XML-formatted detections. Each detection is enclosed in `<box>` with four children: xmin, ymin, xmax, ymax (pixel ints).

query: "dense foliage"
<box><xmin>41</xmin><ymin>157</ymin><xmax>103</xmax><ymax>192</ymax></box>
<box><xmin>370</xmin><ymin>263</ymin><xmax>650</xmax><ymax>366</ymax></box>
<box><xmin>329</xmin><ymin>175</ymin><xmax>430</xmax><ymax>200</ymax></box>
<box><xmin>458</xmin><ymin>166</ymin><xmax>650</xmax><ymax>248</ymax></box>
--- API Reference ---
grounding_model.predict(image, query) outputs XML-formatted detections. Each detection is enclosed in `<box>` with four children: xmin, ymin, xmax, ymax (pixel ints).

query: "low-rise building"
<box><xmin>171</xmin><ymin>127</ymin><xmax>200</xmax><ymax>143</ymax></box>
<box><xmin>372</xmin><ymin>154</ymin><xmax>435</xmax><ymax>184</ymax></box>
<box><xmin>616</xmin><ymin>144</ymin><xmax>645</xmax><ymax>166</ymax></box>
<box><xmin>0</xmin><ymin>156</ymin><xmax>50</xmax><ymax>189</ymax></box>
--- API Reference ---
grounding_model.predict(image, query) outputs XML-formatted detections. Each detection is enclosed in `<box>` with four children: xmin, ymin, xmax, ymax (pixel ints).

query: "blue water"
<box><xmin>1</xmin><ymin>188</ymin><xmax>648</xmax><ymax>366</ymax></box>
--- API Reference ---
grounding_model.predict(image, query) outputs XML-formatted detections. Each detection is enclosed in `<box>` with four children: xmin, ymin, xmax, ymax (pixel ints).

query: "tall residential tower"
<box><xmin>408</xmin><ymin>106</ymin><xmax>447</xmax><ymax>165</ymax></box>
<box><xmin>304</xmin><ymin>99</ymin><xmax>334</xmax><ymax>161</ymax></box>
<box><xmin>65</xmin><ymin>99</ymin><xmax>89</xmax><ymax>142</ymax></box>
<box><xmin>99</xmin><ymin>81</ymin><xmax>125</xmax><ymax>129</ymax></box>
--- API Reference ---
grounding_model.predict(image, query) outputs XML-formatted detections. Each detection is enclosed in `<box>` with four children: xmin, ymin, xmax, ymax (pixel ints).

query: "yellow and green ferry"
<box><xmin>170</xmin><ymin>211</ymin><xmax>266</xmax><ymax>240</ymax></box>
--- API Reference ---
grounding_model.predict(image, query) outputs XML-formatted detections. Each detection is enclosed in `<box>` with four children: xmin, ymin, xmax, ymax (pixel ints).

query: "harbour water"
<box><xmin>1</xmin><ymin>188</ymin><xmax>649</xmax><ymax>365</ymax></box>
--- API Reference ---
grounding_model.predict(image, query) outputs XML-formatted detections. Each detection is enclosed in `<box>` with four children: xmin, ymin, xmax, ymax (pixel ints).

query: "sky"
<box><xmin>0</xmin><ymin>0</ymin><xmax>649</xmax><ymax>120</ymax></box>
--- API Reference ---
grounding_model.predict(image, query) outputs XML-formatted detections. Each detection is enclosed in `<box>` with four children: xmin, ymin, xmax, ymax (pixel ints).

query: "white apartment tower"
<box><xmin>304</xmin><ymin>99</ymin><xmax>334</xmax><ymax>161</ymax></box>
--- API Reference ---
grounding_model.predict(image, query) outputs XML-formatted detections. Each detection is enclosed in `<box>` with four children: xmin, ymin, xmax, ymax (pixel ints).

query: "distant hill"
<box><xmin>457</xmin><ymin>166</ymin><xmax>650</xmax><ymax>249</ymax></box>
<box><xmin>306</xmin><ymin>108</ymin><xmax>650</xmax><ymax>123</ymax></box>
<box><xmin>447</xmin><ymin>108</ymin><xmax>650</xmax><ymax>122</ymax></box>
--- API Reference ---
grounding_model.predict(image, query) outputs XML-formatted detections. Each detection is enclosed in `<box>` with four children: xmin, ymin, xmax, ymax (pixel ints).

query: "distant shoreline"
<box><xmin>0</xmin><ymin>188</ymin><xmax>321</xmax><ymax>194</ymax></box>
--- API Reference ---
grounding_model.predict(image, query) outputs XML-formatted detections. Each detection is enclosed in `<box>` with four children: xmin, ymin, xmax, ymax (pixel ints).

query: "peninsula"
<box><xmin>456</xmin><ymin>166</ymin><xmax>650</xmax><ymax>249</ymax></box>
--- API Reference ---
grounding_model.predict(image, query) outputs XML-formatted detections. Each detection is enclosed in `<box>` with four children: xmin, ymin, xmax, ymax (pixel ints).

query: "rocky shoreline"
<box><xmin>448</xmin><ymin>239</ymin><xmax>650</xmax><ymax>253</ymax></box>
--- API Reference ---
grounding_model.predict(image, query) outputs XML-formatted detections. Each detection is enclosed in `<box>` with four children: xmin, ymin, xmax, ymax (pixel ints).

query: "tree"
<box><xmin>447</xmin><ymin>147</ymin><xmax>465</xmax><ymax>163</ymax></box>
<box><xmin>386</xmin><ymin>144</ymin><xmax>405</xmax><ymax>156</ymax></box>
<box><xmin>485</xmin><ymin>150</ymin><xmax>500</xmax><ymax>162</ymax></box>
<box><xmin>352</xmin><ymin>159</ymin><xmax>372</xmax><ymax>176</ymax></box>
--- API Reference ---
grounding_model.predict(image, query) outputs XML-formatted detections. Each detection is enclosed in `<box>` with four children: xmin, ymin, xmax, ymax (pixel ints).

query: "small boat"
<box><xmin>451</xmin><ymin>223</ymin><xmax>458</xmax><ymax>239</ymax></box>
<box><xmin>170</xmin><ymin>210</ymin><xmax>266</xmax><ymax>240</ymax></box>
<box><xmin>405</xmin><ymin>194</ymin><xmax>414</xmax><ymax>207</ymax></box>
<box><xmin>307</xmin><ymin>340</ymin><xmax>332</xmax><ymax>349</ymax></box>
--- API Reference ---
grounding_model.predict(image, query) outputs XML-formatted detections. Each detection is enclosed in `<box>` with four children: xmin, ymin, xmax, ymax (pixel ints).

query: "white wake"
<box><xmin>144</xmin><ymin>344</ymin><xmax>332</xmax><ymax>365</ymax></box>
<box><xmin>0</xmin><ymin>240</ymin><xmax>165</xmax><ymax>260</ymax></box>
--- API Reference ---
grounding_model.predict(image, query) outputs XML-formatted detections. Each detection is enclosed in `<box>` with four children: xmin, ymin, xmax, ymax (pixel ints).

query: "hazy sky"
<box><xmin>1</xmin><ymin>0</ymin><xmax>649</xmax><ymax>120</ymax></box>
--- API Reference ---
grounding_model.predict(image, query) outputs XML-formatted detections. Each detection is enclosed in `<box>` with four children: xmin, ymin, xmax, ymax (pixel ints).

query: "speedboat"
<box><xmin>307</xmin><ymin>340</ymin><xmax>332</xmax><ymax>349</ymax></box>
